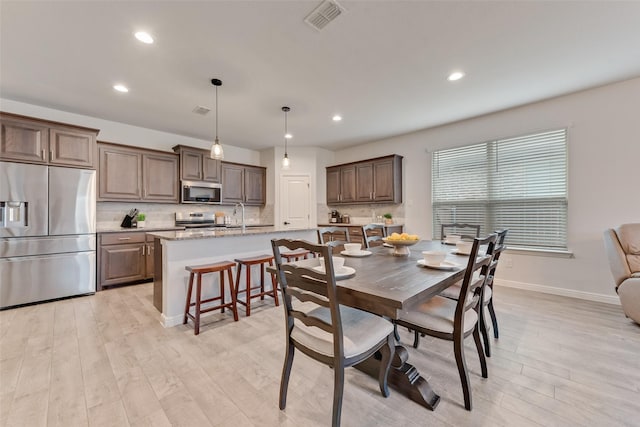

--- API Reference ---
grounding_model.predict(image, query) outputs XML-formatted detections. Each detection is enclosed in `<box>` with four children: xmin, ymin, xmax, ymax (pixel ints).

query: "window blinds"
<box><xmin>432</xmin><ymin>129</ymin><xmax>568</xmax><ymax>250</ymax></box>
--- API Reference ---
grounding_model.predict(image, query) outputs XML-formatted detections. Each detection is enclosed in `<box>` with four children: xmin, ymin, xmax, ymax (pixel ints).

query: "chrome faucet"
<box><xmin>233</xmin><ymin>202</ymin><xmax>245</xmax><ymax>231</ymax></box>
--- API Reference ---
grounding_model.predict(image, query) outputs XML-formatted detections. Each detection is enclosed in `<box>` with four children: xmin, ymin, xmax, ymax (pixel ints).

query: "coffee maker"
<box><xmin>330</xmin><ymin>209</ymin><xmax>341</xmax><ymax>223</ymax></box>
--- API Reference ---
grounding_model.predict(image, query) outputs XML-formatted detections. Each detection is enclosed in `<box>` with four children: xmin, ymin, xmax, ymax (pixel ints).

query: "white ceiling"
<box><xmin>2</xmin><ymin>1</ymin><xmax>640</xmax><ymax>151</ymax></box>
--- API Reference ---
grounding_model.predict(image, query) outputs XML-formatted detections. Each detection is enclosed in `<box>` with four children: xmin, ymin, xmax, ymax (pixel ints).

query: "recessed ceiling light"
<box><xmin>113</xmin><ymin>84</ymin><xmax>129</xmax><ymax>93</ymax></box>
<box><xmin>134</xmin><ymin>31</ymin><xmax>154</xmax><ymax>44</ymax></box>
<box><xmin>332</xmin><ymin>115</ymin><xmax>342</xmax><ymax>122</ymax></box>
<box><xmin>447</xmin><ymin>71</ymin><xmax>465</xmax><ymax>81</ymax></box>
<box><xmin>285</xmin><ymin>133</ymin><xmax>293</xmax><ymax>139</ymax></box>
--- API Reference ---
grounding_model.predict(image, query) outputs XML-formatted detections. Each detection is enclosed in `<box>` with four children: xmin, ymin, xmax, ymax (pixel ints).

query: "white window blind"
<box><xmin>432</xmin><ymin>129</ymin><xmax>568</xmax><ymax>250</ymax></box>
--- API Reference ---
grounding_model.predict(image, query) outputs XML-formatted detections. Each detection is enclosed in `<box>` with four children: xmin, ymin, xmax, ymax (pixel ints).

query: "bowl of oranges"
<box><xmin>382</xmin><ymin>232</ymin><xmax>420</xmax><ymax>256</ymax></box>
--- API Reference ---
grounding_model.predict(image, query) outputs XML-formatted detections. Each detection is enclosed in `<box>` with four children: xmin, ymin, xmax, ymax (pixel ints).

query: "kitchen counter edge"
<box><xmin>148</xmin><ymin>226</ymin><xmax>317</xmax><ymax>241</ymax></box>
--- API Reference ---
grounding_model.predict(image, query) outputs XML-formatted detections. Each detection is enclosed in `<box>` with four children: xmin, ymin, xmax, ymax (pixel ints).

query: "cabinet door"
<box><xmin>221</xmin><ymin>163</ymin><xmax>244</xmax><ymax>204</ymax></box>
<box><xmin>355</xmin><ymin>162</ymin><xmax>374</xmax><ymax>202</ymax></box>
<box><xmin>99</xmin><ymin>243</ymin><xmax>145</xmax><ymax>286</ymax></box>
<box><xmin>49</xmin><ymin>128</ymin><xmax>96</xmax><ymax>168</ymax></box>
<box><xmin>244</xmin><ymin>166</ymin><xmax>265</xmax><ymax>205</ymax></box>
<box><xmin>340</xmin><ymin>165</ymin><xmax>356</xmax><ymax>203</ymax></box>
<box><xmin>0</xmin><ymin>117</ymin><xmax>49</xmax><ymax>163</ymax></box>
<box><xmin>202</xmin><ymin>156</ymin><xmax>221</xmax><ymax>182</ymax></box>
<box><xmin>180</xmin><ymin>150</ymin><xmax>203</xmax><ymax>181</ymax></box>
<box><xmin>98</xmin><ymin>145</ymin><xmax>143</xmax><ymax>200</ymax></box>
<box><xmin>373</xmin><ymin>158</ymin><xmax>395</xmax><ymax>202</ymax></box>
<box><xmin>326</xmin><ymin>167</ymin><xmax>341</xmax><ymax>205</ymax></box>
<box><xmin>143</xmin><ymin>153</ymin><xmax>179</xmax><ymax>202</ymax></box>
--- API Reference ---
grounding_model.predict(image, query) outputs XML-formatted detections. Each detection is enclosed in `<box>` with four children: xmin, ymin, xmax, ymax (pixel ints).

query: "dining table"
<box><xmin>272</xmin><ymin>239</ymin><xmax>470</xmax><ymax>411</ymax></box>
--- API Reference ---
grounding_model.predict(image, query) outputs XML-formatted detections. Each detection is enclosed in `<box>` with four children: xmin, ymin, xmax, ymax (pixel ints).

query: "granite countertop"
<box><xmin>317</xmin><ymin>222</ymin><xmax>404</xmax><ymax>227</ymax></box>
<box><xmin>148</xmin><ymin>226</ymin><xmax>316</xmax><ymax>241</ymax></box>
<box><xmin>97</xmin><ymin>225</ymin><xmax>186</xmax><ymax>233</ymax></box>
<box><xmin>97</xmin><ymin>224</ymin><xmax>274</xmax><ymax>234</ymax></box>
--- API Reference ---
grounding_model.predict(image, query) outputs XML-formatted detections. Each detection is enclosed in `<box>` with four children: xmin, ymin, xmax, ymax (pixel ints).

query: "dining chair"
<box><xmin>271</xmin><ymin>238</ymin><xmax>395</xmax><ymax>427</ymax></box>
<box><xmin>439</xmin><ymin>229</ymin><xmax>508</xmax><ymax>357</ymax></box>
<box><xmin>441</xmin><ymin>223</ymin><xmax>481</xmax><ymax>241</ymax></box>
<box><xmin>394</xmin><ymin>233</ymin><xmax>497</xmax><ymax>410</ymax></box>
<box><xmin>361</xmin><ymin>223</ymin><xmax>387</xmax><ymax>249</ymax></box>
<box><xmin>317</xmin><ymin>226</ymin><xmax>351</xmax><ymax>253</ymax></box>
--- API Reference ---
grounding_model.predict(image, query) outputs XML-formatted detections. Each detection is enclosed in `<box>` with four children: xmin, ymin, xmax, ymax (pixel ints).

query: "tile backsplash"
<box><xmin>97</xmin><ymin>202</ymin><xmax>271</xmax><ymax>229</ymax></box>
<box><xmin>316</xmin><ymin>203</ymin><xmax>405</xmax><ymax>224</ymax></box>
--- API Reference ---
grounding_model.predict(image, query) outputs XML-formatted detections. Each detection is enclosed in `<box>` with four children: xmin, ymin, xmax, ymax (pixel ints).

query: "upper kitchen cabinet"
<box><xmin>0</xmin><ymin>112</ymin><xmax>98</xmax><ymax>168</ymax></box>
<box><xmin>221</xmin><ymin>161</ymin><xmax>266</xmax><ymax>206</ymax></box>
<box><xmin>98</xmin><ymin>142</ymin><xmax>179</xmax><ymax>203</ymax></box>
<box><xmin>172</xmin><ymin>145</ymin><xmax>221</xmax><ymax>183</ymax></box>
<box><xmin>327</xmin><ymin>155</ymin><xmax>402</xmax><ymax>205</ymax></box>
<box><xmin>326</xmin><ymin>164</ymin><xmax>356</xmax><ymax>204</ymax></box>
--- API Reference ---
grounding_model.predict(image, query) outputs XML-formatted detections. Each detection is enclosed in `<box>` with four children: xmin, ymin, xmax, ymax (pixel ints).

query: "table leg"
<box><xmin>356</xmin><ymin>345</ymin><xmax>440</xmax><ymax>410</ymax></box>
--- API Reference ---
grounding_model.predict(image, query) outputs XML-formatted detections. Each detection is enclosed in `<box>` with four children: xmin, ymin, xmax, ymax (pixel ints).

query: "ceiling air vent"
<box><xmin>192</xmin><ymin>105</ymin><xmax>211</xmax><ymax>115</ymax></box>
<box><xmin>304</xmin><ymin>0</ymin><xmax>345</xmax><ymax>31</ymax></box>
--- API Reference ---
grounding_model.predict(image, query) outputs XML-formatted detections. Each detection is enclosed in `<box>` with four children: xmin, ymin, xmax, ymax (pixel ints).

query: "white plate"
<box><xmin>382</xmin><ymin>243</ymin><xmax>394</xmax><ymax>248</ymax></box>
<box><xmin>313</xmin><ymin>265</ymin><xmax>356</xmax><ymax>278</ymax></box>
<box><xmin>340</xmin><ymin>250</ymin><xmax>372</xmax><ymax>257</ymax></box>
<box><xmin>416</xmin><ymin>259</ymin><xmax>461</xmax><ymax>270</ymax></box>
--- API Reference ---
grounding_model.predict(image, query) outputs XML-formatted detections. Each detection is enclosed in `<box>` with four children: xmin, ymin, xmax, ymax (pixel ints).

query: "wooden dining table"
<box><xmin>272</xmin><ymin>239</ymin><xmax>470</xmax><ymax>411</ymax></box>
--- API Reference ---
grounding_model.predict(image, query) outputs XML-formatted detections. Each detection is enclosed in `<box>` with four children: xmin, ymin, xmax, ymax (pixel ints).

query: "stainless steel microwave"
<box><xmin>181</xmin><ymin>181</ymin><xmax>222</xmax><ymax>204</ymax></box>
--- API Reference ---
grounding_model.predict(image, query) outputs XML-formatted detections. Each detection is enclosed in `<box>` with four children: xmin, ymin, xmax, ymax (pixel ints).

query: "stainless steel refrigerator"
<box><xmin>0</xmin><ymin>161</ymin><xmax>96</xmax><ymax>309</ymax></box>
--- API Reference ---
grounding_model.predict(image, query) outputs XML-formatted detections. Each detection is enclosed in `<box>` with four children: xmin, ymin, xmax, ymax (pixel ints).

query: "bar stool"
<box><xmin>234</xmin><ymin>254</ymin><xmax>279</xmax><ymax>316</ymax></box>
<box><xmin>281</xmin><ymin>248</ymin><xmax>311</xmax><ymax>262</ymax></box>
<box><xmin>183</xmin><ymin>260</ymin><xmax>238</xmax><ymax>335</ymax></box>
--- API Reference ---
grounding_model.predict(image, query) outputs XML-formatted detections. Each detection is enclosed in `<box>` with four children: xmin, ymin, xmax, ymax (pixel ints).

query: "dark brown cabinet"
<box><xmin>221</xmin><ymin>162</ymin><xmax>266</xmax><ymax>206</ymax></box>
<box><xmin>98</xmin><ymin>230</ymin><xmax>168</xmax><ymax>290</ymax></box>
<box><xmin>326</xmin><ymin>164</ymin><xmax>356</xmax><ymax>204</ymax></box>
<box><xmin>1</xmin><ymin>112</ymin><xmax>98</xmax><ymax>168</ymax></box>
<box><xmin>98</xmin><ymin>232</ymin><xmax>147</xmax><ymax>290</ymax></box>
<box><xmin>327</xmin><ymin>155</ymin><xmax>402</xmax><ymax>205</ymax></box>
<box><xmin>98</xmin><ymin>142</ymin><xmax>179</xmax><ymax>203</ymax></box>
<box><xmin>172</xmin><ymin>145</ymin><xmax>221</xmax><ymax>183</ymax></box>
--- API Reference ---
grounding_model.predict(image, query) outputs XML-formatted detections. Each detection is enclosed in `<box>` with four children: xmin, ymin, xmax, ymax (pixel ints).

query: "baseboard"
<box><xmin>494</xmin><ymin>279</ymin><xmax>621</xmax><ymax>305</ymax></box>
<box><xmin>161</xmin><ymin>313</ymin><xmax>184</xmax><ymax>328</ymax></box>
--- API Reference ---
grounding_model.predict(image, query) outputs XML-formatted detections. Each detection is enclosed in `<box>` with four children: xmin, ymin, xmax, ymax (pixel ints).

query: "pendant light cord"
<box><xmin>215</xmin><ymin>85</ymin><xmax>219</xmax><ymax>141</ymax></box>
<box><xmin>284</xmin><ymin>109</ymin><xmax>288</xmax><ymax>154</ymax></box>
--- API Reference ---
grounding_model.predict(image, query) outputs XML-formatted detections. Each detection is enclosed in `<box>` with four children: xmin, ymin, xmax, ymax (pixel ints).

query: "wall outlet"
<box><xmin>503</xmin><ymin>256</ymin><xmax>513</xmax><ymax>268</ymax></box>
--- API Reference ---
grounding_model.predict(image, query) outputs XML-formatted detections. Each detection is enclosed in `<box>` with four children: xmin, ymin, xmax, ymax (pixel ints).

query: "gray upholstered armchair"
<box><xmin>603</xmin><ymin>224</ymin><xmax>640</xmax><ymax>324</ymax></box>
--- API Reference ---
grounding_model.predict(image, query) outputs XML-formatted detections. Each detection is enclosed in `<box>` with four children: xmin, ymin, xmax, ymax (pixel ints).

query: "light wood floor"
<box><xmin>1</xmin><ymin>284</ymin><xmax>638</xmax><ymax>426</ymax></box>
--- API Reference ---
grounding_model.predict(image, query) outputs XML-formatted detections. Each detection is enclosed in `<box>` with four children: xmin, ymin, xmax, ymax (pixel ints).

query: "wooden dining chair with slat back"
<box><xmin>271</xmin><ymin>238</ymin><xmax>395</xmax><ymax>427</ymax></box>
<box><xmin>361</xmin><ymin>223</ymin><xmax>387</xmax><ymax>249</ymax></box>
<box><xmin>439</xmin><ymin>229</ymin><xmax>508</xmax><ymax>357</ymax></box>
<box><xmin>394</xmin><ymin>233</ymin><xmax>497</xmax><ymax>410</ymax></box>
<box><xmin>441</xmin><ymin>223</ymin><xmax>481</xmax><ymax>241</ymax></box>
<box><xmin>317</xmin><ymin>226</ymin><xmax>351</xmax><ymax>253</ymax></box>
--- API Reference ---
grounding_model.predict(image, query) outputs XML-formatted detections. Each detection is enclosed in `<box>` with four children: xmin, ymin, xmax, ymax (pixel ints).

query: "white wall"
<box><xmin>0</xmin><ymin>98</ymin><xmax>261</xmax><ymax>164</ymax></box>
<box><xmin>334</xmin><ymin>77</ymin><xmax>640</xmax><ymax>301</ymax></box>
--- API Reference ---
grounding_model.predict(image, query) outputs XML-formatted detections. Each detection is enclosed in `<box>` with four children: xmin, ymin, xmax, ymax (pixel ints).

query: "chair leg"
<box><xmin>279</xmin><ymin>341</ymin><xmax>295</xmax><ymax>410</ymax></box>
<box><xmin>473</xmin><ymin>324</ymin><xmax>488</xmax><ymax>379</ymax></box>
<box><xmin>183</xmin><ymin>272</ymin><xmax>194</xmax><ymax>325</ymax></box>
<box><xmin>412</xmin><ymin>329</ymin><xmax>420</xmax><ymax>349</ymax></box>
<box><xmin>194</xmin><ymin>273</ymin><xmax>202</xmax><ymax>335</ymax></box>
<box><xmin>378</xmin><ymin>334</ymin><xmax>394</xmax><ymax>398</ymax></box>
<box><xmin>487</xmin><ymin>298</ymin><xmax>499</xmax><ymax>339</ymax></box>
<box><xmin>227</xmin><ymin>267</ymin><xmax>239</xmax><ymax>321</ymax></box>
<box><xmin>393</xmin><ymin>324</ymin><xmax>400</xmax><ymax>342</ymax></box>
<box><xmin>260</xmin><ymin>263</ymin><xmax>265</xmax><ymax>301</ymax></box>
<box><xmin>479</xmin><ymin>305</ymin><xmax>491</xmax><ymax>357</ymax></box>
<box><xmin>269</xmin><ymin>259</ymin><xmax>279</xmax><ymax>306</ymax></box>
<box><xmin>453</xmin><ymin>333</ymin><xmax>472</xmax><ymax>410</ymax></box>
<box><xmin>219</xmin><ymin>270</ymin><xmax>225</xmax><ymax>314</ymax></box>
<box><xmin>332</xmin><ymin>364</ymin><xmax>345</xmax><ymax>427</ymax></box>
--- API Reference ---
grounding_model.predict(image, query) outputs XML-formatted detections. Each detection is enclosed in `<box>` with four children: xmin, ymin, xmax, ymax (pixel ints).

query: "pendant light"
<box><xmin>282</xmin><ymin>106</ymin><xmax>291</xmax><ymax>170</ymax></box>
<box><xmin>210</xmin><ymin>78</ymin><xmax>224</xmax><ymax>160</ymax></box>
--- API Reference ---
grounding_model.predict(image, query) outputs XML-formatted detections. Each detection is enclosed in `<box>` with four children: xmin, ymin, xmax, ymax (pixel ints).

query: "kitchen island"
<box><xmin>148</xmin><ymin>226</ymin><xmax>317</xmax><ymax>327</ymax></box>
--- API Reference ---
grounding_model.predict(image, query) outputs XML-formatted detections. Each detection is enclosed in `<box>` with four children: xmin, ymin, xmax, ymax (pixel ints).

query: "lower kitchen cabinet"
<box><xmin>98</xmin><ymin>230</ymin><xmax>167</xmax><ymax>290</ymax></box>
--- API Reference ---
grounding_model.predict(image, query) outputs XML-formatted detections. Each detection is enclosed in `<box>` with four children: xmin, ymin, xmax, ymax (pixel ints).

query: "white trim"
<box><xmin>161</xmin><ymin>313</ymin><xmax>184</xmax><ymax>328</ymax></box>
<box><xmin>494</xmin><ymin>278</ymin><xmax>620</xmax><ymax>305</ymax></box>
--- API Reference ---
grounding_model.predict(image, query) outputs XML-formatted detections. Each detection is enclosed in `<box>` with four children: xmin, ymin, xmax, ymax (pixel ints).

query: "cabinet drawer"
<box><xmin>101</xmin><ymin>232</ymin><xmax>146</xmax><ymax>245</ymax></box>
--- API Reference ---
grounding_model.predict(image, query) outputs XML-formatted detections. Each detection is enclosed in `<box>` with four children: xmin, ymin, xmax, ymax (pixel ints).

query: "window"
<box><xmin>432</xmin><ymin>129</ymin><xmax>568</xmax><ymax>251</ymax></box>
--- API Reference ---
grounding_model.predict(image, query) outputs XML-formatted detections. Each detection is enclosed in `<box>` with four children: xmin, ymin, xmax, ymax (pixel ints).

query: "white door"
<box><xmin>280</xmin><ymin>175</ymin><xmax>310</xmax><ymax>229</ymax></box>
